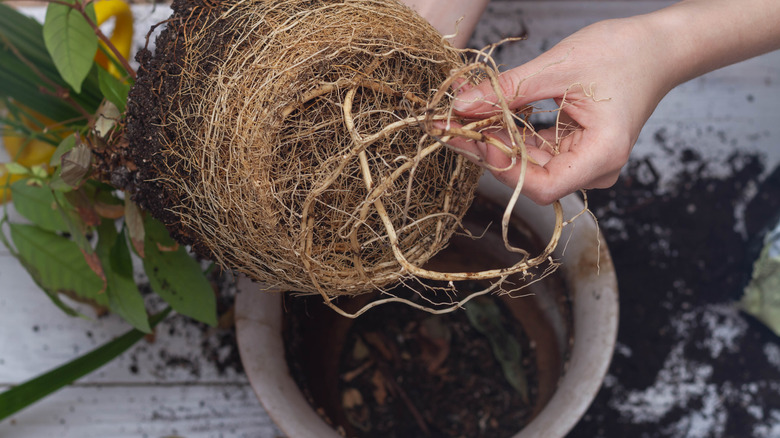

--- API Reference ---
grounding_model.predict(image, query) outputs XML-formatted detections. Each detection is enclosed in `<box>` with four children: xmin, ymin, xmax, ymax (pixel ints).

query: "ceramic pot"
<box><xmin>236</xmin><ymin>175</ymin><xmax>619</xmax><ymax>438</ymax></box>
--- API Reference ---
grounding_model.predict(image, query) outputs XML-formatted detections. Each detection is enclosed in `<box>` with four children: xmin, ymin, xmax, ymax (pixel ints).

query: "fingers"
<box><xmin>441</xmin><ymin>122</ymin><xmax>627</xmax><ymax>205</ymax></box>
<box><xmin>452</xmin><ymin>53</ymin><xmax>572</xmax><ymax>117</ymax></box>
<box><xmin>520</xmin><ymin>151</ymin><xmax>623</xmax><ymax>205</ymax></box>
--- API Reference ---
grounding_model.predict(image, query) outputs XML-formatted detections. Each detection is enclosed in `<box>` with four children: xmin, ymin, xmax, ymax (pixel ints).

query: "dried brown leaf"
<box><xmin>80</xmin><ymin>249</ymin><xmax>106</xmax><ymax>294</ymax></box>
<box><xmin>124</xmin><ymin>198</ymin><xmax>145</xmax><ymax>258</ymax></box>
<box><xmin>93</xmin><ymin>201</ymin><xmax>125</xmax><ymax>219</ymax></box>
<box><xmin>418</xmin><ymin>315</ymin><xmax>451</xmax><ymax>374</ymax></box>
<box><xmin>341</xmin><ymin>387</ymin><xmax>363</xmax><ymax>409</ymax></box>
<box><xmin>371</xmin><ymin>369</ymin><xmax>388</xmax><ymax>406</ymax></box>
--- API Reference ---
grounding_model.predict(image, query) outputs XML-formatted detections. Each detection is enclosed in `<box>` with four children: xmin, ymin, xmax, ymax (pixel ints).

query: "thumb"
<box><xmin>452</xmin><ymin>54</ymin><xmax>569</xmax><ymax>116</ymax></box>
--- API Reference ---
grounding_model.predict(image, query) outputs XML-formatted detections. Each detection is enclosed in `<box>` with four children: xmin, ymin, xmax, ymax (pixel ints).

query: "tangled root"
<box><xmin>126</xmin><ymin>0</ymin><xmax>564</xmax><ymax>316</ymax></box>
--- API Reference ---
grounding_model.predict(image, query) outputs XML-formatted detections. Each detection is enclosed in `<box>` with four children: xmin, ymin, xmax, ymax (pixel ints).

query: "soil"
<box><xmin>123</xmin><ymin>0</ymin><xmax>237</xmax><ymax>259</ymax></box>
<box><xmin>287</xmin><ymin>293</ymin><xmax>538</xmax><ymax>438</ymax></box>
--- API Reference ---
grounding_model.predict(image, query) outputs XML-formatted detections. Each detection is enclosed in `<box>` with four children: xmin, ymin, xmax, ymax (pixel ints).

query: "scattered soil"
<box><xmin>568</xmin><ymin>133</ymin><xmax>780</xmax><ymax>437</ymax></box>
<box><xmin>127</xmin><ymin>269</ymin><xmax>245</xmax><ymax>379</ymax></box>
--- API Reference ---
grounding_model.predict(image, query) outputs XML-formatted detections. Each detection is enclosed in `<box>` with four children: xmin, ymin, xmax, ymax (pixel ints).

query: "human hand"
<box><xmin>446</xmin><ymin>0</ymin><xmax>780</xmax><ymax>205</ymax></box>
<box><xmin>446</xmin><ymin>17</ymin><xmax>676</xmax><ymax>205</ymax></box>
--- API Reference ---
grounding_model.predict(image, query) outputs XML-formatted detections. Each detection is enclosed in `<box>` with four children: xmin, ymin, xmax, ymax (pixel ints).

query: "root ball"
<box><xmin>126</xmin><ymin>0</ymin><xmax>483</xmax><ymax>297</ymax></box>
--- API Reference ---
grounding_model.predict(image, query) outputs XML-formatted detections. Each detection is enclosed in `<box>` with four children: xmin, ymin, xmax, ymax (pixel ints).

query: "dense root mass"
<box><xmin>125</xmin><ymin>0</ymin><xmax>484</xmax><ymax>297</ymax></box>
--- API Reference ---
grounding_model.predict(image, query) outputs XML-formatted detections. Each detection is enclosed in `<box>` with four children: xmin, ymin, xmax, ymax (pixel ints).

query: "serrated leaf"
<box><xmin>97</xmin><ymin>67</ymin><xmax>130</xmax><ymax>112</ymax></box>
<box><xmin>43</xmin><ymin>1</ymin><xmax>98</xmax><ymax>93</ymax></box>
<box><xmin>143</xmin><ymin>218</ymin><xmax>217</xmax><ymax>326</ymax></box>
<box><xmin>10</xmin><ymin>180</ymin><xmax>70</xmax><ymax>232</ymax></box>
<box><xmin>9</xmin><ymin>223</ymin><xmax>105</xmax><ymax>306</ymax></box>
<box><xmin>96</xmin><ymin>220</ymin><xmax>151</xmax><ymax>333</ymax></box>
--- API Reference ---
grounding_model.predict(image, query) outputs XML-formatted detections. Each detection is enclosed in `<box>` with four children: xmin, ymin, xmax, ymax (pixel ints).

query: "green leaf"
<box><xmin>49</xmin><ymin>168</ymin><xmax>73</xmax><ymax>192</ymax></box>
<box><xmin>13</xmin><ymin>256</ymin><xmax>81</xmax><ymax>318</ymax></box>
<box><xmin>9</xmin><ymin>223</ymin><xmax>105</xmax><ymax>305</ymax></box>
<box><xmin>50</xmin><ymin>135</ymin><xmax>76</xmax><ymax>167</ymax></box>
<box><xmin>741</xmin><ymin>243</ymin><xmax>780</xmax><ymax>336</ymax></box>
<box><xmin>4</xmin><ymin>162</ymin><xmax>29</xmax><ymax>175</ymax></box>
<box><xmin>143</xmin><ymin>218</ymin><xmax>217</xmax><ymax>326</ymax></box>
<box><xmin>0</xmin><ymin>4</ymin><xmax>102</xmax><ymax>121</ymax></box>
<box><xmin>43</xmin><ymin>0</ymin><xmax>98</xmax><ymax>93</ymax></box>
<box><xmin>0</xmin><ymin>307</ymin><xmax>171</xmax><ymax>422</ymax></box>
<box><xmin>52</xmin><ymin>190</ymin><xmax>94</xmax><ymax>254</ymax></box>
<box><xmin>10</xmin><ymin>180</ymin><xmax>70</xmax><ymax>233</ymax></box>
<box><xmin>96</xmin><ymin>220</ymin><xmax>151</xmax><ymax>333</ymax></box>
<box><xmin>466</xmin><ymin>296</ymin><xmax>529</xmax><ymax>403</ymax></box>
<box><xmin>31</xmin><ymin>166</ymin><xmax>48</xmax><ymax>180</ymax></box>
<box><xmin>97</xmin><ymin>67</ymin><xmax>130</xmax><ymax>112</ymax></box>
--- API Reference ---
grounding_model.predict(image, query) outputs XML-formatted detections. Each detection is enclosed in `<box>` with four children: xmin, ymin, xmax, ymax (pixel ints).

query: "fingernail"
<box><xmin>452</xmin><ymin>88</ymin><xmax>482</xmax><ymax>113</ymax></box>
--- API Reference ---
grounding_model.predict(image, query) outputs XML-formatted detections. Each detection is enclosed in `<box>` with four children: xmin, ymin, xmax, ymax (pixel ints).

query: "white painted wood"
<box><xmin>0</xmin><ymin>1</ymin><xmax>778</xmax><ymax>436</ymax></box>
<box><xmin>0</xmin><ymin>384</ymin><xmax>281</xmax><ymax>438</ymax></box>
<box><xmin>0</xmin><ymin>251</ymin><xmax>248</xmax><ymax>385</ymax></box>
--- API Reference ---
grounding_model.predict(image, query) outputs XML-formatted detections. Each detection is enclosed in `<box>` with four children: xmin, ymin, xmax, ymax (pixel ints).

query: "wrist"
<box><xmin>643</xmin><ymin>0</ymin><xmax>780</xmax><ymax>88</ymax></box>
<box><xmin>400</xmin><ymin>0</ymin><xmax>490</xmax><ymax>48</ymax></box>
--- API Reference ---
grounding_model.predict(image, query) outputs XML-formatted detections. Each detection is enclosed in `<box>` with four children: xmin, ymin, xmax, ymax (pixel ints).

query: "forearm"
<box><xmin>645</xmin><ymin>0</ymin><xmax>780</xmax><ymax>89</ymax></box>
<box><xmin>399</xmin><ymin>0</ymin><xmax>490</xmax><ymax>48</ymax></box>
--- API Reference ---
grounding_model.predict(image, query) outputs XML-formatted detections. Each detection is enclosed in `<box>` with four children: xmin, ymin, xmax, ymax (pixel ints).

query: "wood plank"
<box><xmin>0</xmin><ymin>251</ymin><xmax>249</xmax><ymax>385</ymax></box>
<box><xmin>0</xmin><ymin>384</ymin><xmax>282</xmax><ymax>438</ymax></box>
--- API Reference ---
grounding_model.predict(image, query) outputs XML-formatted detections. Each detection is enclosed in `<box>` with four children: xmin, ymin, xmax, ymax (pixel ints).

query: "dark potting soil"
<box><xmin>123</xmin><ymin>0</ymin><xmax>241</xmax><ymax>259</ymax></box>
<box><xmin>285</xmin><ymin>292</ymin><xmax>538</xmax><ymax>438</ymax></box>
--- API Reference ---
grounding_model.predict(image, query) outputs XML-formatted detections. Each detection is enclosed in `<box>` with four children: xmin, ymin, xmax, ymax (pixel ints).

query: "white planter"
<box><xmin>236</xmin><ymin>175</ymin><xmax>619</xmax><ymax>438</ymax></box>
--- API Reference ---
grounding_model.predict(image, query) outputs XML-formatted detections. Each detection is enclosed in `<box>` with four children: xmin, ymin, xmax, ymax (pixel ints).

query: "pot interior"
<box><xmin>283</xmin><ymin>194</ymin><xmax>573</xmax><ymax>437</ymax></box>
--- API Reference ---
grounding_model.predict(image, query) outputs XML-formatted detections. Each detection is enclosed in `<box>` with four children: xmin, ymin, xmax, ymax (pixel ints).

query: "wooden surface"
<box><xmin>1</xmin><ymin>1</ymin><xmax>779</xmax><ymax>437</ymax></box>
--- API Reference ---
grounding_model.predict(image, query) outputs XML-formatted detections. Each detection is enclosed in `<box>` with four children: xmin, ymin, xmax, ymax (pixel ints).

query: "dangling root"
<box><xmin>307</xmin><ymin>60</ymin><xmax>567</xmax><ymax>318</ymax></box>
